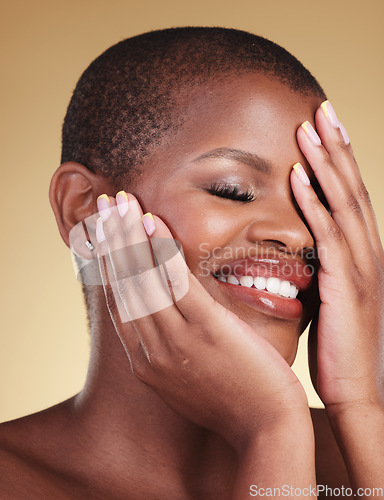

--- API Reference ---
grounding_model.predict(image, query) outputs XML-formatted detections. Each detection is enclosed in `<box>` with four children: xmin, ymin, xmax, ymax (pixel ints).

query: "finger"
<box><xmin>96</xmin><ymin>193</ymin><xmax>188</xmax><ymax>362</ymax></box>
<box><xmin>314</xmin><ymin>102</ymin><xmax>384</xmax><ymax>260</ymax></box>
<box><xmin>91</xmin><ymin>199</ymin><xmax>162</xmax><ymax>365</ymax></box>
<box><xmin>308</xmin><ymin>312</ymin><xmax>319</xmax><ymax>397</ymax></box>
<box><xmin>143</xmin><ymin>213</ymin><xmax>225</xmax><ymax>328</ymax></box>
<box><xmin>97</xmin><ymin>193</ymin><xmax>154</xmax><ymax>284</ymax></box>
<box><xmin>95</xmin><ymin>199</ymin><xmax>189</xmax><ymax>375</ymax></box>
<box><xmin>290</xmin><ymin>164</ymin><xmax>351</xmax><ymax>275</ymax></box>
<box><xmin>94</xmin><ymin>217</ymin><xmax>147</xmax><ymax>371</ymax></box>
<box><xmin>97</xmin><ymin>193</ymin><xmax>173</xmax><ymax>324</ymax></box>
<box><xmin>297</xmin><ymin>121</ymin><xmax>375</xmax><ymax>268</ymax></box>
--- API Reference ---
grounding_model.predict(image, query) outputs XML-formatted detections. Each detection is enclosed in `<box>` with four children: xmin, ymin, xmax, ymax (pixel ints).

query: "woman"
<box><xmin>1</xmin><ymin>27</ymin><xmax>383</xmax><ymax>498</ymax></box>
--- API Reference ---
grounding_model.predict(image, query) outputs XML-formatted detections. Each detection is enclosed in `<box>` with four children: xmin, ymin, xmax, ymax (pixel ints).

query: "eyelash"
<box><xmin>207</xmin><ymin>182</ymin><xmax>329</xmax><ymax>212</ymax></box>
<box><xmin>208</xmin><ymin>182</ymin><xmax>256</xmax><ymax>203</ymax></box>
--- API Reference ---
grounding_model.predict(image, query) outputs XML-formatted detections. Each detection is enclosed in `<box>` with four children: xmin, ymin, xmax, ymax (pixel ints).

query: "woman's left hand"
<box><xmin>290</xmin><ymin>101</ymin><xmax>384</xmax><ymax>414</ymax></box>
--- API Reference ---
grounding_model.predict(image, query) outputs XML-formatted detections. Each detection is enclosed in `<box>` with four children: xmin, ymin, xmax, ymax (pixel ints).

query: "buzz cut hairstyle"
<box><xmin>61</xmin><ymin>26</ymin><xmax>325</xmax><ymax>188</ymax></box>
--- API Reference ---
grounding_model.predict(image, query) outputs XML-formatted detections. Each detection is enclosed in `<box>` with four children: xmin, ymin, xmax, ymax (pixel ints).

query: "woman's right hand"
<box><xmin>94</xmin><ymin>191</ymin><xmax>310</xmax><ymax>451</ymax></box>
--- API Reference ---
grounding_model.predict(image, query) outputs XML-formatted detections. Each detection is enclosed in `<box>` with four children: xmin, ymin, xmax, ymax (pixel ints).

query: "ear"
<box><xmin>49</xmin><ymin>162</ymin><xmax>115</xmax><ymax>249</ymax></box>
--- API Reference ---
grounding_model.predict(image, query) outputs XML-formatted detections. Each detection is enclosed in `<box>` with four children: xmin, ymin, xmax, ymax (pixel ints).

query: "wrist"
<box><xmin>235</xmin><ymin>407</ymin><xmax>314</xmax><ymax>458</ymax></box>
<box><xmin>325</xmin><ymin>401</ymin><xmax>384</xmax><ymax>491</ymax></box>
<box><xmin>233</xmin><ymin>410</ymin><xmax>316</xmax><ymax>498</ymax></box>
<box><xmin>326</xmin><ymin>398</ymin><xmax>384</xmax><ymax>426</ymax></box>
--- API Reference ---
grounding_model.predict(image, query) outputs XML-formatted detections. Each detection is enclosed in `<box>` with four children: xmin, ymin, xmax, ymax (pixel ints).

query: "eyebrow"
<box><xmin>192</xmin><ymin>147</ymin><xmax>271</xmax><ymax>174</ymax></box>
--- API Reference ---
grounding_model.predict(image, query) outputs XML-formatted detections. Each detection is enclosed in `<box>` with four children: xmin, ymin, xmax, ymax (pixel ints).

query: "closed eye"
<box><xmin>208</xmin><ymin>182</ymin><xmax>256</xmax><ymax>203</ymax></box>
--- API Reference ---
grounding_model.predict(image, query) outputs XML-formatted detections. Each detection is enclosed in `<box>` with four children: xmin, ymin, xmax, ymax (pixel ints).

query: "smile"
<box><xmin>209</xmin><ymin>256</ymin><xmax>314</xmax><ymax>320</ymax></box>
<box><xmin>213</xmin><ymin>273</ymin><xmax>299</xmax><ymax>299</ymax></box>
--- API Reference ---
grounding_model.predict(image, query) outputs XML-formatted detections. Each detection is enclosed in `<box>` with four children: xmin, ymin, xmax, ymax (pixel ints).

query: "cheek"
<box><xmin>161</xmin><ymin>201</ymin><xmax>242</xmax><ymax>271</ymax></box>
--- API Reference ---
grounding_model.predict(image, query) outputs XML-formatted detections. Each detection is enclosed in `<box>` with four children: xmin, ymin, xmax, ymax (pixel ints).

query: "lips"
<box><xmin>211</xmin><ymin>257</ymin><xmax>314</xmax><ymax>320</ymax></box>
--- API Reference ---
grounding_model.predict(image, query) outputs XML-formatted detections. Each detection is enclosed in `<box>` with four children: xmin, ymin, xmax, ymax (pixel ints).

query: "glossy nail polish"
<box><xmin>116</xmin><ymin>191</ymin><xmax>129</xmax><ymax>217</ymax></box>
<box><xmin>97</xmin><ymin>194</ymin><xmax>111</xmax><ymax>221</ymax></box>
<box><xmin>293</xmin><ymin>163</ymin><xmax>310</xmax><ymax>186</ymax></box>
<box><xmin>142</xmin><ymin>213</ymin><xmax>155</xmax><ymax>236</ymax></box>
<box><xmin>320</xmin><ymin>101</ymin><xmax>338</xmax><ymax>128</ymax></box>
<box><xmin>302</xmin><ymin>121</ymin><xmax>321</xmax><ymax>146</ymax></box>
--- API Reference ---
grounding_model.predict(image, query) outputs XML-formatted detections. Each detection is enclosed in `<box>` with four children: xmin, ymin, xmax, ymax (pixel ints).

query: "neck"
<box><xmin>72</xmin><ymin>292</ymin><xmax>236</xmax><ymax>496</ymax></box>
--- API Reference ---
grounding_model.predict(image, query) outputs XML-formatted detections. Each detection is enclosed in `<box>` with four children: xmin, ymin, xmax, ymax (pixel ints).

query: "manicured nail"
<box><xmin>302</xmin><ymin>121</ymin><xmax>321</xmax><ymax>146</ymax></box>
<box><xmin>116</xmin><ymin>190</ymin><xmax>129</xmax><ymax>217</ymax></box>
<box><xmin>96</xmin><ymin>217</ymin><xmax>106</xmax><ymax>242</ymax></box>
<box><xmin>338</xmin><ymin>120</ymin><xmax>350</xmax><ymax>145</ymax></box>
<box><xmin>97</xmin><ymin>194</ymin><xmax>111</xmax><ymax>221</ymax></box>
<box><xmin>320</xmin><ymin>100</ymin><xmax>338</xmax><ymax>128</ymax></box>
<box><xmin>293</xmin><ymin>163</ymin><xmax>310</xmax><ymax>186</ymax></box>
<box><xmin>142</xmin><ymin>212</ymin><xmax>155</xmax><ymax>236</ymax></box>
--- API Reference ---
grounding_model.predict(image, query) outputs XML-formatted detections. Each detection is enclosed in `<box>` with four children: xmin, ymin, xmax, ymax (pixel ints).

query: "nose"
<box><xmin>245</xmin><ymin>196</ymin><xmax>314</xmax><ymax>254</ymax></box>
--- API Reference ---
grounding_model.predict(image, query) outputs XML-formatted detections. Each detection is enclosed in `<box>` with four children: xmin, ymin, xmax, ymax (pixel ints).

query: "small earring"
<box><xmin>85</xmin><ymin>240</ymin><xmax>95</xmax><ymax>251</ymax></box>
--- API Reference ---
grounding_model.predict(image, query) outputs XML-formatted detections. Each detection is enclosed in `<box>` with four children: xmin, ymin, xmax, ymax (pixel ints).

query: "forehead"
<box><xmin>179</xmin><ymin>73</ymin><xmax>320</xmax><ymax>142</ymax></box>
<box><xmin>138</xmin><ymin>73</ymin><xmax>322</xmax><ymax>180</ymax></box>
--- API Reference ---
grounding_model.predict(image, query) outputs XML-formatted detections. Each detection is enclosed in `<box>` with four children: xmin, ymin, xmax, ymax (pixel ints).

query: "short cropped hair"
<box><xmin>61</xmin><ymin>27</ymin><xmax>325</xmax><ymax>187</ymax></box>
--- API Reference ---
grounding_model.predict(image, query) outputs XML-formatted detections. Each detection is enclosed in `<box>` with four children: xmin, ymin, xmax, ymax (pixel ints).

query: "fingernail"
<box><xmin>142</xmin><ymin>212</ymin><xmax>155</xmax><ymax>236</ymax></box>
<box><xmin>293</xmin><ymin>163</ymin><xmax>310</xmax><ymax>186</ymax></box>
<box><xmin>302</xmin><ymin>121</ymin><xmax>322</xmax><ymax>146</ymax></box>
<box><xmin>320</xmin><ymin>100</ymin><xmax>338</xmax><ymax>128</ymax></box>
<box><xmin>338</xmin><ymin>120</ymin><xmax>350</xmax><ymax>145</ymax></box>
<box><xmin>116</xmin><ymin>191</ymin><xmax>129</xmax><ymax>217</ymax></box>
<box><xmin>97</xmin><ymin>194</ymin><xmax>111</xmax><ymax>221</ymax></box>
<box><xmin>96</xmin><ymin>217</ymin><xmax>106</xmax><ymax>242</ymax></box>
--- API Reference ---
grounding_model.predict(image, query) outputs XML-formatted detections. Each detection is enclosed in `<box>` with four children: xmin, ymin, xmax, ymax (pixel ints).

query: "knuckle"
<box><xmin>131</xmin><ymin>357</ymin><xmax>150</xmax><ymax>381</ymax></box>
<box><xmin>335</xmin><ymin>139</ymin><xmax>350</xmax><ymax>154</ymax></box>
<box><xmin>320</xmin><ymin>156</ymin><xmax>336</xmax><ymax>172</ymax></box>
<box><xmin>356</xmin><ymin>181</ymin><xmax>372</xmax><ymax>207</ymax></box>
<box><xmin>350</xmin><ymin>268</ymin><xmax>368</xmax><ymax>300</ymax></box>
<box><xmin>326</xmin><ymin>223</ymin><xmax>344</xmax><ymax>241</ymax></box>
<box><xmin>144</xmin><ymin>348</ymin><xmax>168</xmax><ymax>371</ymax></box>
<box><xmin>350</xmin><ymin>263</ymin><xmax>382</xmax><ymax>303</ymax></box>
<box><xmin>309</xmin><ymin>191</ymin><xmax>327</xmax><ymax>213</ymax></box>
<box><xmin>166</xmin><ymin>271</ymin><xmax>184</xmax><ymax>292</ymax></box>
<box><xmin>346</xmin><ymin>192</ymin><xmax>363</xmax><ymax>217</ymax></box>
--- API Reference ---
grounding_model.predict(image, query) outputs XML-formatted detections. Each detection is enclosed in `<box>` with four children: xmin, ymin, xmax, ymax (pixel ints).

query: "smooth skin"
<box><xmin>0</xmin><ymin>74</ymin><xmax>383</xmax><ymax>498</ymax></box>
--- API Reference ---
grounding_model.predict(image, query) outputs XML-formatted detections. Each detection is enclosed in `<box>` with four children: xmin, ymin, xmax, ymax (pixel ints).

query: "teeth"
<box><xmin>239</xmin><ymin>276</ymin><xmax>253</xmax><ymax>288</ymax></box>
<box><xmin>280</xmin><ymin>280</ymin><xmax>291</xmax><ymax>298</ymax></box>
<box><xmin>227</xmin><ymin>274</ymin><xmax>239</xmax><ymax>285</ymax></box>
<box><xmin>290</xmin><ymin>284</ymin><xmax>299</xmax><ymax>298</ymax></box>
<box><xmin>254</xmin><ymin>276</ymin><xmax>266</xmax><ymax>290</ymax></box>
<box><xmin>215</xmin><ymin>273</ymin><xmax>299</xmax><ymax>299</ymax></box>
<box><xmin>266</xmin><ymin>277</ymin><xmax>280</xmax><ymax>294</ymax></box>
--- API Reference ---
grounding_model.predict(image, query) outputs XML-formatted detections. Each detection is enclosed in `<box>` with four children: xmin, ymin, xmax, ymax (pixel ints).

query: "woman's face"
<box><xmin>130</xmin><ymin>73</ymin><xmax>323</xmax><ymax>364</ymax></box>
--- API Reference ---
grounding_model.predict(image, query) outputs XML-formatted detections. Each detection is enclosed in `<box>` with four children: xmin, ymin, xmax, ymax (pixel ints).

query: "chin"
<box><xmin>247</xmin><ymin>316</ymin><xmax>301</xmax><ymax>366</ymax></box>
<box><xmin>197</xmin><ymin>270</ymin><xmax>311</xmax><ymax>365</ymax></box>
<box><xmin>214</xmin><ymin>292</ymin><xmax>302</xmax><ymax>365</ymax></box>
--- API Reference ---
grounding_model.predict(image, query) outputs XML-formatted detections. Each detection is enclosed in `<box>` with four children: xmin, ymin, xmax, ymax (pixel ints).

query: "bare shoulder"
<box><xmin>310</xmin><ymin>407</ymin><xmax>350</xmax><ymax>489</ymax></box>
<box><xmin>0</xmin><ymin>399</ymin><xmax>141</xmax><ymax>499</ymax></box>
<box><xmin>0</xmin><ymin>441</ymin><xmax>67</xmax><ymax>499</ymax></box>
<box><xmin>0</xmin><ymin>399</ymin><xmax>92</xmax><ymax>499</ymax></box>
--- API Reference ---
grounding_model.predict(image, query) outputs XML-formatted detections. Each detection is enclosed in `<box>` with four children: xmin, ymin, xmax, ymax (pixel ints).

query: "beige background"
<box><xmin>1</xmin><ymin>0</ymin><xmax>383</xmax><ymax>422</ymax></box>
